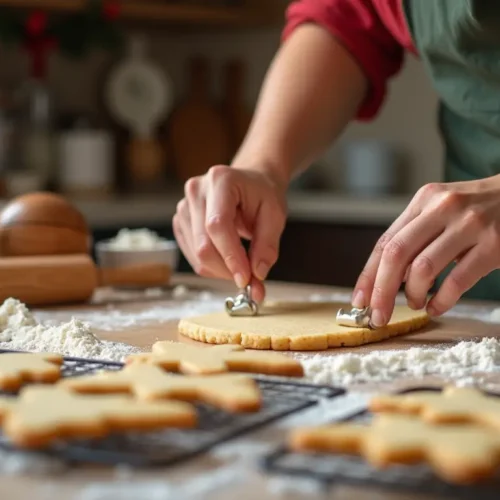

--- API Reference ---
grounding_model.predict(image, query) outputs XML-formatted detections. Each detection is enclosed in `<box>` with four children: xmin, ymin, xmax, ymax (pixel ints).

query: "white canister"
<box><xmin>342</xmin><ymin>139</ymin><xmax>398</xmax><ymax>196</ymax></box>
<box><xmin>58</xmin><ymin>130</ymin><xmax>114</xmax><ymax>195</ymax></box>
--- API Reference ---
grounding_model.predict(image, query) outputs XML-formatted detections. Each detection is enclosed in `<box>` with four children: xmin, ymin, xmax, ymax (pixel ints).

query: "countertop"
<box><xmin>2</xmin><ymin>274</ymin><xmax>500</xmax><ymax>500</ymax></box>
<box><xmin>0</xmin><ymin>191</ymin><xmax>410</xmax><ymax>229</ymax></box>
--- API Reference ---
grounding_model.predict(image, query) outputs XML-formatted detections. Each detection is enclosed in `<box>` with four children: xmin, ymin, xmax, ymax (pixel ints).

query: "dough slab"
<box><xmin>178</xmin><ymin>302</ymin><xmax>430</xmax><ymax>351</ymax></box>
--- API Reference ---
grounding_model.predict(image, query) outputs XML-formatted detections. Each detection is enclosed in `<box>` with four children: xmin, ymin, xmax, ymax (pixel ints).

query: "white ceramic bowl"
<box><xmin>95</xmin><ymin>239</ymin><xmax>180</xmax><ymax>271</ymax></box>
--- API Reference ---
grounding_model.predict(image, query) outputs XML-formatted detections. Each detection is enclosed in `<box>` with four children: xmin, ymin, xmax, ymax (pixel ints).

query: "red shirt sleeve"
<box><xmin>282</xmin><ymin>0</ymin><xmax>406</xmax><ymax>120</ymax></box>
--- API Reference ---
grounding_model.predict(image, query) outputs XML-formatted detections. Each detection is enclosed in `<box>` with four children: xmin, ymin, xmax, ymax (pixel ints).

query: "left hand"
<box><xmin>352</xmin><ymin>176</ymin><xmax>500</xmax><ymax>327</ymax></box>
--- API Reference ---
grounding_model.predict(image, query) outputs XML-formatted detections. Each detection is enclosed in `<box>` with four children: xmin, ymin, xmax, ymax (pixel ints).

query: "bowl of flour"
<box><xmin>96</xmin><ymin>228</ymin><xmax>179</xmax><ymax>271</ymax></box>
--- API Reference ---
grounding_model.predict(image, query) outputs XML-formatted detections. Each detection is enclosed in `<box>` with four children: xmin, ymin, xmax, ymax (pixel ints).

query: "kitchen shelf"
<box><xmin>0</xmin><ymin>0</ymin><xmax>283</xmax><ymax>26</ymax></box>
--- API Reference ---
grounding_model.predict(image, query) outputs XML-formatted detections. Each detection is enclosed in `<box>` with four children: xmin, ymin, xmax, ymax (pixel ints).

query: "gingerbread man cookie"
<box><xmin>0</xmin><ymin>385</ymin><xmax>197</xmax><ymax>448</ymax></box>
<box><xmin>126</xmin><ymin>341</ymin><xmax>303</xmax><ymax>377</ymax></box>
<box><xmin>370</xmin><ymin>386</ymin><xmax>500</xmax><ymax>430</ymax></box>
<box><xmin>61</xmin><ymin>364</ymin><xmax>261</xmax><ymax>412</ymax></box>
<box><xmin>289</xmin><ymin>414</ymin><xmax>500</xmax><ymax>484</ymax></box>
<box><xmin>0</xmin><ymin>352</ymin><xmax>63</xmax><ymax>391</ymax></box>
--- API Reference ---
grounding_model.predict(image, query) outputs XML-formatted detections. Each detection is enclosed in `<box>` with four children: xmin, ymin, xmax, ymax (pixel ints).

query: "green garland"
<box><xmin>0</xmin><ymin>0</ymin><xmax>123</xmax><ymax>59</ymax></box>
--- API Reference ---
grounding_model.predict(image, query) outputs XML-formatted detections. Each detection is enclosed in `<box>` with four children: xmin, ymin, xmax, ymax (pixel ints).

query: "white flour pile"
<box><xmin>298</xmin><ymin>337</ymin><xmax>500</xmax><ymax>386</ymax></box>
<box><xmin>105</xmin><ymin>228</ymin><xmax>167</xmax><ymax>250</ymax></box>
<box><xmin>0</xmin><ymin>298</ymin><xmax>138</xmax><ymax>361</ymax></box>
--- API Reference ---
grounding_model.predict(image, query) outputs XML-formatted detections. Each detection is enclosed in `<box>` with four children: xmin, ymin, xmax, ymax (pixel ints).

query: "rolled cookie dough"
<box><xmin>178</xmin><ymin>302</ymin><xmax>429</xmax><ymax>351</ymax></box>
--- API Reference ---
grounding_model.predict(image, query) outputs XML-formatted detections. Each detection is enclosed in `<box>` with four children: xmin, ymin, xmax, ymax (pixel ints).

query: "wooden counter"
<box><xmin>2</xmin><ymin>274</ymin><xmax>500</xmax><ymax>500</ymax></box>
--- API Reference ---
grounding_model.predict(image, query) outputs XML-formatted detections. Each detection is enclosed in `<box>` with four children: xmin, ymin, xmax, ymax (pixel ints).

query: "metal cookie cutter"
<box><xmin>336</xmin><ymin>306</ymin><xmax>373</xmax><ymax>328</ymax></box>
<box><xmin>225</xmin><ymin>285</ymin><xmax>259</xmax><ymax>317</ymax></box>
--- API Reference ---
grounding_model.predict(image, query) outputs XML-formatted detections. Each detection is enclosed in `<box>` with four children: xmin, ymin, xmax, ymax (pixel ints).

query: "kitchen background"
<box><xmin>0</xmin><ymin>0</ymin><xmax>443</xmax><ymax>287</ymax></box>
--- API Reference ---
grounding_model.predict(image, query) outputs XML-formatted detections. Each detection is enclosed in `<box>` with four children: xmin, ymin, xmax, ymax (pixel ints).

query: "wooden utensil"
<box><xmin>0</xmin><ymin>254</ymin><xmax>171</xmax><ymax>306</ymax></box>
<box><xmin>223</xmin><ymin>59</ymin><xmax>253</xmax><ymax>158</ymax></box>
<box><xmin>169</xmin><ymin>56</ymin><xmax>231</xmax><ymax>182</ymax></box>
<box><xmin>105</xmin><ymin>35</ymin><xmax>172</xmax><ymax>191</ymax></box>
<box><xmin>0</xmin><ymin>192</ymin><xmax>90</xmax><ymax>256</ymax></box>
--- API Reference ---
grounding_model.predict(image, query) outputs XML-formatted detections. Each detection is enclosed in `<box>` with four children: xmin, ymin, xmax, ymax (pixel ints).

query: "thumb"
<box><xmin>249</xmin><ymin>199</ymin><xmax>286</xmax><ymax>281</ymax></box>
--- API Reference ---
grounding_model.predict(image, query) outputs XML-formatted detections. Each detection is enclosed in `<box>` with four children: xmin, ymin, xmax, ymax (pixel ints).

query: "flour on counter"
<box><xmin>298</xmin><ymin>337</ymin><xmax>500</xmax><ymax>386</ymax></box>
<box><xmin>0</xmin><ymin>298</ymin><xmax>138</xmax><ymax>361</ymax></box>
<box><xmin>35</xmin><ymin>293</ymin><xmax>222</xmax><ymax>331</ymax></box>
<box><xmin>0</xmin><ymin>449</ymin><xmax>66</xmax><ymax>475</ymax></box>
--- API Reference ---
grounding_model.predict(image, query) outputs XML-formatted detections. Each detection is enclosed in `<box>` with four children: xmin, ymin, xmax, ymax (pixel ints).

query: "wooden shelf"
<box><xmin>0</xmin><ymin>0</ymin><xmax>283</xmax><ymax>26</ymax></box>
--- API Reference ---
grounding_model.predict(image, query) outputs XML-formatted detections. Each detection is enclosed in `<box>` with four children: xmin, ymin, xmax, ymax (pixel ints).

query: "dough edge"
<box><xmin>178</xmin><ymin>310</ymin><xmax>430</xmax><ymax>351</ymax></box>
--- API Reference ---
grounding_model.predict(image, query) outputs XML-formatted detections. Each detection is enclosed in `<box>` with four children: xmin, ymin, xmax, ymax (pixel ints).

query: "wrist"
<box><xmin>231</xmin><ymin>155</ymin><xmax>292</xmax><ymax>193</ymax></box>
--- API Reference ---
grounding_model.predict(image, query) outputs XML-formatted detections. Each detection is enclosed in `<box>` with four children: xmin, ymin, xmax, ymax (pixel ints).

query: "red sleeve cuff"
<box><xmin>282</xmin><ymin>0</ymin><xmax>404</xmax><ymax>121</ymax></box>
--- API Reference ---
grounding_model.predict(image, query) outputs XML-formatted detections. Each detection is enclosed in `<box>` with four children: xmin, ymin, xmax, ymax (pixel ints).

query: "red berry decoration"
<box><xmin>103</xmin><ymin>1</ymin><xmax>121</xmax><ymax>21</ymax></box>
<box><xmin>26</xmin><ymin>10</ymin><xmax>47</xmax><ymax>37</ymax></box>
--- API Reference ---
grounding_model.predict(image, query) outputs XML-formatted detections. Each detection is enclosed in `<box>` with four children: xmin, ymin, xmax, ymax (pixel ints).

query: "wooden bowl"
<box><xmin>0</xmin><ymin>192</ymin><xmax>91</xmax><ymax>256</ymax></box>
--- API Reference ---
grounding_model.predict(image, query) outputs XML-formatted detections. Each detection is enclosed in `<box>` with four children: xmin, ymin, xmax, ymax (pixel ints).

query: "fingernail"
<box><xmin>234</xmin><ymin>273</ymin><xmax>247</xmax><ymax>289</ymax></box>
<box><xmin>427</xmin><ymin>305</ymin><xmax>438</xmax><ymax>317</ymax></box>
<box><xmin>407</xmin><ymin>299</ymin><xmax>418</xmax><ymax>310</ymax></box>
<box><xmin>256</xmin><ymin>262</ymin><xmax>269</xmax><ymax>281</ymax></box>
<box><xmin>371</xmin><ymin>309</ymin><xmax>385</xmax><ymax>328</ymax></box>
<box><xmin>352</xmin><ymin>290</ymin><xmax>365</xmax><ymax>308</ymax></box>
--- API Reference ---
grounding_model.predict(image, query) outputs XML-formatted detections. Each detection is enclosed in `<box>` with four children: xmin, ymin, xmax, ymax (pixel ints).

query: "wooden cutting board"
<box><xmin>169</xmin><ymin>56</ymin><xmax>231</xmax><ymax>181</ymax></box>
<box><xmin>96</xmin><ymin>314</ymin><xmax>500</xmax><ymax>353</ymax></box>
<box><xmin>43</xmin><ymin>275</ymin><xmax>500</xmax><ymax>393</ymax></box>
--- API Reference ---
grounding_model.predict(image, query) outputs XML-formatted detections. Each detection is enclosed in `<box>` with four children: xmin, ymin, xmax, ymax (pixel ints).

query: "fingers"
<box><xmin>184</xmin><ymin>178</ymin><xmax>232</xmax><ymax>280</ymax></box>
<box><xmin>368</xmin><ymin>213</ymin><xmax>444</xmax><ymax>327</ymax></box>
<box><xmin>249</xmin><ymin>199</ymin><xmax>286</xmax><ymax>281</ymax></box>
<box><xmin>405</xmin><ymin>228</ymin><xmax>475</xmax><ymax>311</ymax></box>
<box><xmin>249</xmin><ymin>275</ymin><xmax>266</xmax><ymax>303</ymax></box>
<box><xmin>235</xmin><ymin>212</ymin><xmax>253</xmax><ymax>240</ymax></box>
<box><xmin>352</xmin><ymin>203</ymin><xmax>422</xmax><ymax>309</ymax></box>
<box><xmin>173</xmin><ymin>202</ymin><xmax>232</xmax><ymax>280</ymax></box>
<box><xmin>427</xmin><ymin>243</ymin><xmax>495</xmax><ymax>316</ymax></box>
<box><xmin>174</xmin><ymin>164</ymin><xmax>286</xmax><ymax>290</ymax></box>
<box><xmin>205</xmin><ymin>170</ymin><xmax>252</xmax><ymax>288</ymax></box>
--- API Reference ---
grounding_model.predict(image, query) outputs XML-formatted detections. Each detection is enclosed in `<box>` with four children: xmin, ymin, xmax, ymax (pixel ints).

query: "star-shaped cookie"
<box><xmin>126</xmin><ymin>341</ymin><xmax>303</xmax><ymax>377</ymax></box>
<box><xmin>289</xmin><ymin>413</ymin><xmax>500</xmax><ymax>484</ymax></box>
<box><xmin>0</xmin><ymin>385</ymin><xmax>197</xmax><ymax>448</ymax></box>
<box><xmin>370</xmin><ymin>386</ymin><xmax>500</xmax><ymax>430</ymax></box>
<box><xmin>61</xmin><ymin>363</ymin><xmax>261</xmax><ymax>412</ymax></box>
<box><xmin>0</xmin><ymin>352</ymin><xmax>63</xmax><ymax>391</ymax></box>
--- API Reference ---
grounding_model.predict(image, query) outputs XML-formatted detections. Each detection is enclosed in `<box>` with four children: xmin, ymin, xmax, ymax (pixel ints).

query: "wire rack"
<box><xmin>261</xmin><ymin>387</ymin><xmax>500</xmax><ymax>500</ymax></box>
<box><xmin>0</xmin><ymin>349</ymin><xmax>343</xmax><ymax>467</ymax></box>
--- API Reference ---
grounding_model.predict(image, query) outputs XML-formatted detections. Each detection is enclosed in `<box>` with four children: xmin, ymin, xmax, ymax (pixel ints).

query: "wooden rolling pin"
<box><xmin>0</xmin><ymin>254</ymin><xmax>171</xmax><ymax>306</ymax></box>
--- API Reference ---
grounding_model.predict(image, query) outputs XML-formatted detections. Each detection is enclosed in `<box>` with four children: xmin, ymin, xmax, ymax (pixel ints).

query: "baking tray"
<box><xmin>261</xmin><ymin>387</ymin><xmax>500</xmax><ymax>499</ymax></box>
<box><xmin>0</xmin><ymin>349</ymin><xmax>343</xmax><ymax>467</ymax></box>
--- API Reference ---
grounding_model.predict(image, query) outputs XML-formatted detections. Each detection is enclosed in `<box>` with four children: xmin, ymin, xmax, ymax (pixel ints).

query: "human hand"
<box><xmin>352</xmin><ymin>177</ymin><xmax>500</xmax><ymax>326</ymax></box>
<box><xmin>173</xmin><ymin>165</ymin><xmax>287</xmax><ymax>302</ymax></box>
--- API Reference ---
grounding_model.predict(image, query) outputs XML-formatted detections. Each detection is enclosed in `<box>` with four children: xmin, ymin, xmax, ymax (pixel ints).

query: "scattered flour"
<box><xmin>298</xmin><ymin>337</ymin><xmax>500</xmax><ymax>387</ymax></box>
<box><xmin>0</xmin><ymin>449</ymin><xmax>66</xmax><ymax>475</ymax></box>
<box><xmin>35</xmin><ymin>293</ymin><xmax>222</xmax><ymax>332</ymax></box>
<box><xmin>0</xmin><ymin>298</ymin><xmax>138</xmax><ymax>362</ymax></box>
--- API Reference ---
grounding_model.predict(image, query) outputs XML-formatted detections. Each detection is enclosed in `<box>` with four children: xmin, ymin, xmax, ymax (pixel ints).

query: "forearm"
<box><xmin>231</xmin><ymin>24</ymin><xmax>368</xmax><ymax>188</ymax></box>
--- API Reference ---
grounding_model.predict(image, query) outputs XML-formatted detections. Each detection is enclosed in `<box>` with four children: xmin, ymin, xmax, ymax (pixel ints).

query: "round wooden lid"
<box><xmin>0</xmin><ymin>192</ymin><xmax>89</xmax><ymax>234</ymax></box>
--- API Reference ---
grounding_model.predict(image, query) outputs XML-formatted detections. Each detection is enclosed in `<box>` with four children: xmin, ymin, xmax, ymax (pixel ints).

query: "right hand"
<box><xmin>173</xmin><ymin>165</ymin><xmax>288</xmax><ymax>302</ymax></box>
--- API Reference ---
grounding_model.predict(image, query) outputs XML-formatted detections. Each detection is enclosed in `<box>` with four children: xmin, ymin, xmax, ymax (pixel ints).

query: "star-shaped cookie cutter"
<box><xmin>336</xmin><ymin>306</ymin><xmax>373</xmax><ymax>328</ymax></box>
<box><xmin>225</xmin><ymin>285</ymin><xmax>259</xmax><ymax>317</ymax></box>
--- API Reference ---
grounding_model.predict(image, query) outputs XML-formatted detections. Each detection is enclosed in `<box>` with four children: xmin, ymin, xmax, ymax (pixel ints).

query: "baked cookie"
<box><xmin>61</xmin><ymin>364</ymin><xmax>261</xmax><ymax>412</ymax></box>
<box><xmin>370</xmin><ymin>386</ymin><xmax>500</xmax><ymax>430</ymax></box>
<box><xmin>0</xmin><ymin>352</ymin><xmax>63</xmax><ymax>391</ymax></box>
<box><xmin>178</xmin><ymin>302</ymin><xmax>429</xmax><ymax>350</ymax></box>
<box><xmin>127</xmin><ymin>341</ymin><xmax>303</xmax><ymax>377</ymax></box>
<box><xmin>289</xmin><ymin>413</ymin><xmax>500</xmax><ymax>484</ymax></box>
<box><xmin>0</xmin><ymin>385</ymin><xmax>197</xmax><ymax>448</ymax></box>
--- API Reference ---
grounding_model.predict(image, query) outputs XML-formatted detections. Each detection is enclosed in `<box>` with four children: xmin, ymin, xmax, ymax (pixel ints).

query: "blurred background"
<box><xmin>0</xmin><ymin>0</ymin><xmax>443</xmax><ymax>288</ymax></box>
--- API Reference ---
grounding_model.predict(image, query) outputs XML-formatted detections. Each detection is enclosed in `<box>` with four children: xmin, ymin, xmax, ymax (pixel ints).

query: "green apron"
<box><xmin>402</xmin><ymin>0</ymin><xmax>500</xmax><ymax>300</ymax></box>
